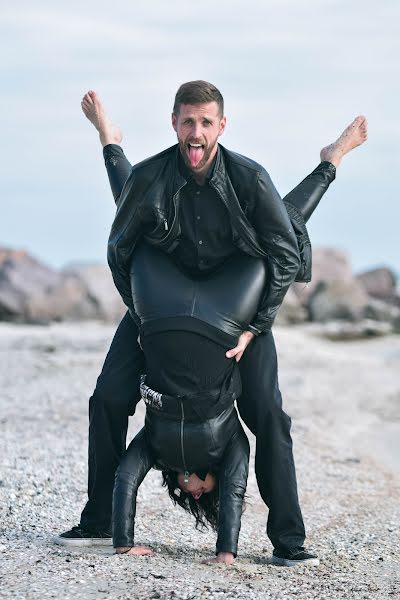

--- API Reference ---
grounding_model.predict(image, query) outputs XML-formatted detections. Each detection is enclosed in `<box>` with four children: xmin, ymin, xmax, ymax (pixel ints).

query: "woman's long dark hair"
<box><xmin>162</xmin><ymin>471</ymin><xmax>219</xmax><ymax>531</ymax></box>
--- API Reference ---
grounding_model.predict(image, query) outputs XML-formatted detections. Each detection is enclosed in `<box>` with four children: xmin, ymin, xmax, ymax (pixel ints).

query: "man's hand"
<box><xmin>226</xmin><ymin>331</ymin><xmax>255</xmax><ymax>363</ymax></box>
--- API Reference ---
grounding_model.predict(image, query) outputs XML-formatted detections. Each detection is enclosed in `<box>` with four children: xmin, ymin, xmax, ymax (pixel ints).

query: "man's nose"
<box><xmin>191</xmin><ymin>122</ymin><xmax>202</xmax><ymax>139</ymax></box>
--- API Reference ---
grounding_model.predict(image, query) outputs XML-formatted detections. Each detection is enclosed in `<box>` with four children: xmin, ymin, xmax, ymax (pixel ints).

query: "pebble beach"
<box><xmin>1</xmin><ymin>322</ymin><xmax>399</xmax><ymax>599</ymax></box>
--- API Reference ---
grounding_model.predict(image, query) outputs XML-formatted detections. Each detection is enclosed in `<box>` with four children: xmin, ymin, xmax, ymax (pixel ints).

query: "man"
<box><xmin>56</xmin><ymin>81</ymin><xmax>367</xmax><ymax>566</ymax></box>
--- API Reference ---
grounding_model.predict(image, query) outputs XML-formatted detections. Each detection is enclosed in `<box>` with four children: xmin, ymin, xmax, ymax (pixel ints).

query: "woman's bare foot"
<box><xmin>81</xmin><ymin>90</ymin><xmax>123</xmax><ymax>147</ymax></box>
<box><xmin>320</xmin><ymin>116</ymin><xmax>368</xmax><ymax>168</ymax></box>
<box><xmin>115</xmin><ymin>545</ymin><xmax>154</xmax><ymax>556</ymax></box>
<box><xmin>202</xmin><ymin>552</ymin><xmax>235</xmax><ymax>566</ymax></box>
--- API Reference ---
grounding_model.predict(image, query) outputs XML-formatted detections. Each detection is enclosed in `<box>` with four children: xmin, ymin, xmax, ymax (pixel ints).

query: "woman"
<box><xmin>112</xmin><ymin>241</ymin><xmax>266</xmax><ymax>563</ymax></box>
<box><xmin>81</xmin><ymin>90</ymin><xmax>367</xmax><ymax>563</ymax></box>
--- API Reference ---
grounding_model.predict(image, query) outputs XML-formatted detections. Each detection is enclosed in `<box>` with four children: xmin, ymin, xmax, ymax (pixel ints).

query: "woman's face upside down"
<box><xmin>177</xmin><ymin>472</ymin><xmax>216</xmax><ymax>500</ymax></box>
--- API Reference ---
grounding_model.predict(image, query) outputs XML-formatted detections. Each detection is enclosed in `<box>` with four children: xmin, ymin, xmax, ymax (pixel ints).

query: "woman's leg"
<box><xmin>283</xmin><ymin>116</ymin><xmax>368</xmax><ymax>223</ymax></box>
<box><xmin>81</xmin><ymin>90</ymin><xmax>132</xmax><ymax>202</ymax></box>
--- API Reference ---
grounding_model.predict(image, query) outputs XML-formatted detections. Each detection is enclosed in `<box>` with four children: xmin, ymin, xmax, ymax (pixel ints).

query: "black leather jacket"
<box><xmin>108</xmin><ymin>144</ymin><xmax>302</xmax><ymax>333</ymax></box>
<box><xmin>113</xmin><ymin>419</ymin><xmax>249</xmax><ymax>557</ymax></box>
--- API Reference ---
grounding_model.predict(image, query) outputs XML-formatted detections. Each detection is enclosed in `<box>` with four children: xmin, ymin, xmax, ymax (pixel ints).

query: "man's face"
<box><xmin>172</xmin><ymin>102</ymin><xmax>226</xmax><ymax>176</ymax></box>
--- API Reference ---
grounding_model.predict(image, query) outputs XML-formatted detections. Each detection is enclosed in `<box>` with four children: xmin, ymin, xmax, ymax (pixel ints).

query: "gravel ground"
<box><xmin>0</xmin><ymin>322</ymin><xmax>399</xmax><ymax>600</ymax></box>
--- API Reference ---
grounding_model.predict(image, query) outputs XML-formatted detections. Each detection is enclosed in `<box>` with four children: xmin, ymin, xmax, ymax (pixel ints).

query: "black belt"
<box><xmin>140</xmin><ymin>374</ymin><xmax>237</xmax><ymax>421</ymax></box>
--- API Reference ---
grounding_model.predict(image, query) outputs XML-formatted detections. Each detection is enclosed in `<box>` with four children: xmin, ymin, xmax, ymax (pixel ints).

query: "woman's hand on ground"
<box><xmin>115</xmin><ymin>546</ymin><xmax>154</xmax><ymax>556</ymax></box>
<box><xmin>202</xmin><ymin>552</ymin><xmax>235</xmax><ymax>565</ymax></box>
<box><xmin>226</xmin><ymin>331</ymin><xmax>254</xmax><ymax>362</ymax></box>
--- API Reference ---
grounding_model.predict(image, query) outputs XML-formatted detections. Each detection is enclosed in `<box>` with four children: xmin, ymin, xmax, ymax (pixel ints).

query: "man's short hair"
<box><xmin>173</xmin><ymin>80</ymin><xmax>224</xmax><ymax>117</ymax></box>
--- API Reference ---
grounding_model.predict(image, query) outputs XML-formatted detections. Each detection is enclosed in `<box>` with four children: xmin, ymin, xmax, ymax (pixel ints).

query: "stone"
<box><xmin>317</xmin><ymin>320</ymin><xmax>392</xmax><ymax>340</ymax></box>
<box><xmin>363</xmin><ymin>298</ymin><xmax>400</xmax><ymax>327</ymax></box>
<box><xmin>0</xmin><ymin>248</ymin><xmax>64</xmax><ymax>323</ymax></box>
<box><xmin>61</xmin><ymin>263</ymin><xmax>125</xmax><ymax>322</ymax></box>
<box><xmin>0</xmin><ymin>247</ymin><xmax>125</xmax><ymax>323</ymax></box>
<box><xmin>308</xmin><ymin>279</ymin><xmax>370</xmax><ymax>322</ymax></box>
<box><xmin>356</xmin><ymin>267</ymin><xmax>397</xmax><ymax>301</ymax></box>
<box><xmin>276</xmin><ymin>287</ymin><xmax>307</xmax><ymax>325</ymax></box>
<box><xmin>292</xmin><ymin>247</ymin><xmax>354</xmax><ymax>306</ymax></box>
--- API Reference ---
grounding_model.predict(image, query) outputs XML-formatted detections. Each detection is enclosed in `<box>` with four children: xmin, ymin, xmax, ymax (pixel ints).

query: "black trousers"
<box><xmin>80</xmin><ymin>311</ymin><xmax>305</xmax><ymax>551</ymax></box>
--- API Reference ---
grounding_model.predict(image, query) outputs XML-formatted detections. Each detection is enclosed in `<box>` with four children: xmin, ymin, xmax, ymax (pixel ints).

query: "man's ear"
<box><xmin>171</xmin><ymin>112</ymin><xmax>177</xmax><ymax>132</ymax></box>
<box><xmin>218</xmin><ymin>116</ymin><xmax>227</xmax><ymax>137</ymax></box>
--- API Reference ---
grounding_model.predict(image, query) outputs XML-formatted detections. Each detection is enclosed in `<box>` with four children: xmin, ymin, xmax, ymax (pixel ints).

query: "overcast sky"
<box><xmin>1</xmin><ymin>0</ymin><xmax>399</xmax><ymax>276</ymax></box>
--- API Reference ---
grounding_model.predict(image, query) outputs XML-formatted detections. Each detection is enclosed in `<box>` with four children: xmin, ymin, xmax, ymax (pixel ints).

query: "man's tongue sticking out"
<box><xmin>188</xmin><ymin>143</ymin><xmax>204</xmax><ymax>168</ymax></box>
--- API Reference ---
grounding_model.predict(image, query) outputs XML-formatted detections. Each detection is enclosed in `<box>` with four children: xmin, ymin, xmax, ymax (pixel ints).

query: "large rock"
<box><xmin>292</xmin><ymin>247</ymin><xmax>354</xmax><ymax>306</ymax></box>
<box><xmin>61</xmin><ymin>264</ymin><xmax>125</xmax><ymax>321</ymax></box>
<box><xmin>363</xmin><ymin>298</ymin><xmax>400</xmax><ymax>333</ymax></box>
<box><xmin>308</xmin><ymin>279</ymin><xmax>370</xmax><ymax>322</ymax></box>
<box><xmin>356</xmin><ymin>267</ymin><xmax>397</xmax><ymax>301</ymax></box>
<box><xmin>316</xmin><ymin>319</ymin><xmax>393</xmax><ymax>341</ymax></box>
<box><xmin>0</xmin><ymin>248</ymin><xmax>65</xmax><ymax>323</ymax></box>
<box><xmin>276</xmin><ymin>287</ymin><xmax>307</xmax><ymax>325</ymax></box>
<box><xmin>0</xmin><ymin>248</ymin><xmax>125</xmax><ymax>323</ymax></box>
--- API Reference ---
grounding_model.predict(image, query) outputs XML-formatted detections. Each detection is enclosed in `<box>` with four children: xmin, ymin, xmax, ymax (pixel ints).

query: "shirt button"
<box><xmin>198</xmin><ymin>240</ymin><xmax>203</xmax><ymax>245</ymax></box>
<box><xmin>196</xmin><ymin>191</ymin><xmax>200</xmax><ymax>195</ymax></box>
<box><xmin>199</xmin><ymin>260</ymin><xmax>204</xmax><ymax>265</ymax></box>
<box><xmin>196</xmin><ymin>215</ymin><xmax>201</xmax><ymax>220</ymax></box>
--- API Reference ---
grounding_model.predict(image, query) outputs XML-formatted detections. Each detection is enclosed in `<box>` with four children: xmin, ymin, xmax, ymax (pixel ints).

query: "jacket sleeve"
<box><xmin>216</xmin><ymin>424</ymin><xmax>250</xmax><ymax>557</ymax></box>
<box><xmin>112</xmin><ymin>428</ymin><xmax>154</xmax><ymax>548</ymax></box>
<box><xmin>102</xmin><ymin>145</ymin><xmax>145</xmax><ymax>325</ymax></box>
<box><xmin>103</xmin><ymin>144</ymin><xmax>133</xmax><ymax>205</ymax></box>
<box><xmin>248</xmin><ymin>167</ymin><xmax>301</xmax><ymax>334</ymax></box>
<box><xmin>107</xmin><ymin>167</ymin><xmax>153</xmax><ymax>325</ymax></box>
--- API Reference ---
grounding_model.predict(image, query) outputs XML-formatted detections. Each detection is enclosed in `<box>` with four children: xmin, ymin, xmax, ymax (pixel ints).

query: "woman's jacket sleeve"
<box><xmin>216</xmin><ymin>424</ymin><xmax>250</xmax><ymax>556</ymax></box>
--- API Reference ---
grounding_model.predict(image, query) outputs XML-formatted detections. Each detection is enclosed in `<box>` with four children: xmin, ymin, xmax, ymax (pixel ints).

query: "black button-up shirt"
<box><xmin>173</xmin><ymin>149</ymin><xmax>237</xmax><ymax>276</ymax></box>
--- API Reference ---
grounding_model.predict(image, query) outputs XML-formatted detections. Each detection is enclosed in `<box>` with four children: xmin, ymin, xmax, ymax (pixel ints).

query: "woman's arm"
<box><xmin>112</xmin><ymin>427</ymin><xmax>154</xmax><ymax>550</ymax></box>
<box><xmin>214</xmin><ymin>424</ymin><xmax>250</xmax><ymax>561</ymax></box>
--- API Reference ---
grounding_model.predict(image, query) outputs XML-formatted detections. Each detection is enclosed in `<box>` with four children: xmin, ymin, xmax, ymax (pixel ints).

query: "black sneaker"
<box><xmin>54</xmin><ymin>525</ymin><xmax>113</xmax><ymax>547</ymax></box>
<box><xmin>270</xmin><ymin>547</ymin><xmax>319</xmax><ymax>567</ymax></box>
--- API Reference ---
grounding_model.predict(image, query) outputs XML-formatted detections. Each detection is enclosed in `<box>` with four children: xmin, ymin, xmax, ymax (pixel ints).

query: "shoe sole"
<box><xmin>270</xmin><ymin>556</ymin><xmax>320</xmax><ymax>567</ymax></box>
<box><xmin>53</xmin><ymin>536</ymin><xmax>113</xmax><ymax>547</ymax></box>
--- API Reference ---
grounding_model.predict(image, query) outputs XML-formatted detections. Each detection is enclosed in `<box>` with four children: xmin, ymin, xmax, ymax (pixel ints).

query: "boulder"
<box><xmin>292</xmin><ymin>247</ymin><xmax>354</xmax><ymax>306</ymax></box>
<box><xmin>275</xmin><ymin>287</ymin><xmax>307</xmax><ymax>325</ymax></box>
<box><xmin>0</xmin><ymin>248</ymin><xmax>66</xmax><ymax>323</ymax></box>
<box><xmin>317</xmin><ymin>319</ymin><xmax>393</xmax><ymax>341</ymax></box>
<box><xmin>0</xmin><ymin>248</ymin><xmax>125</xmax><ymax>323</ymax></box>
<box><xmin>308</xmin><ymin>279</ymin><xmax>370</xmax><ymax>322</ymax></box>
<box><xmin>356</xmin><ymin>267</ymin><xmax>397</xmax><ymax>301</ymax></box>
<box><xmin>61</xmin><ymin>264</ymin><xmax>126</xmax><ymax>321</ymax></box>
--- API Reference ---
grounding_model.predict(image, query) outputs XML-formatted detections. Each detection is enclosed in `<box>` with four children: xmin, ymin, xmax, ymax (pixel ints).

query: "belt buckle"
<box><xmin>140</xmin><ymin>375</ymin><xmax>163</xmax><ymax>410</ymax></box>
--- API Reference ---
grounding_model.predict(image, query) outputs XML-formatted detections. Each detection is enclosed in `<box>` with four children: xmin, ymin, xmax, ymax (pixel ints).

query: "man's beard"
<box><xmin>178</xmin><ymin>134</ymin><xmax>218</xmax><ymax>172</ymax></box>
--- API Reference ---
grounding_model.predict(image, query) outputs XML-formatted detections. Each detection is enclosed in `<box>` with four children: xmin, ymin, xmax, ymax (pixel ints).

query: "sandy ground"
<box><xmin>0</xmin><ymin>322</ymin><xmax>399</xmax><ymax>600</ymax></box>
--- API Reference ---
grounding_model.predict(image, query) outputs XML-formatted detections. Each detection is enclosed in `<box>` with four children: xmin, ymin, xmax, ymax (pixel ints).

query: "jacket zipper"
<box><xmin>161</xmin><ymin>183</ymin><xmax>186</xmax><ymax>242</ymax></box>
<box><xmin>190</xmin><ymin>280</ymin><xmax>198</xmax><ymax>316</ymax></box>
<box><xmin>180</xmin><ymin>401</ymin><xmax>189</xmax><ymax>483</ymax></box>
